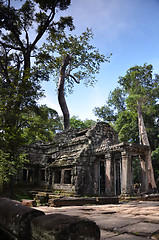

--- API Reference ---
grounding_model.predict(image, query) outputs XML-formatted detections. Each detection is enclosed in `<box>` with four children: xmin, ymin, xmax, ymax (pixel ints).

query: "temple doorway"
<box><xmin>98</xmin><ymin>161</ymin><xmax>105</xmax><ymax>195</ymax></box>
<box><xmin>114</xmin><ymin>158</ymin><xmax>121</xmax><ymax>195</ymax></box>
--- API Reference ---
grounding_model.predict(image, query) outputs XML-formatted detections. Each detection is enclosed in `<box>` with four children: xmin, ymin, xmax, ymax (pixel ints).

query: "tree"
<box><xmin>36</xmin><ymin>28</ymin><xmax>111</xmax><ymax>129</ymax></box>
<box><xmin>70</xmin><ymin>116</ymin><xmax>96</xmax><ymax>129</ymax></box>
<box><xmin>93</xmin><ymin>105</ymin><xmax>115</xmax><ymax>122</ymax></box>
<box><xmin>114</xmin><ymin>110</ymin><xmax>139</xmax><ymax>143</ymax></box>
<box><xmin>94</xmin><ymin>64</ymin><xmax>159</xmax><ymax>188</ymax></box>
<box><xmin>22</xmin><ymin>105</ymin><xmax>63</xmax><ymax>144</ymax></box>
<box><xmin>119</xmin><ymin>64</ymin><xmax>159</xmax><ymax>188</ymax></box>
<box><xmin>0</xmin><ymin>0</ymin><xmax>73</xmax><ymax>71</ymax></box>
<box><xmin>0</xmin><ymin>0</ymin><xmax>73</xmax><ymax>192</ymax></box>
<box><xmin>93</xmin><ymin>87</ymin><xmax>126</xmax><ymax>123</ymax></box>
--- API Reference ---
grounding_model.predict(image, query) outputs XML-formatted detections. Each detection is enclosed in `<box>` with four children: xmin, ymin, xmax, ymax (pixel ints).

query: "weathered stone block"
<box><xmin>49</xmin><ymin>197</ymin><xmax>119</xmax><ymax>207</ymax></box>
<box><xmin>0</xmin><ymin>197</ymin><xmax>44</xmax><ymax>239</ymax></box>
<box><xmin>48</xmin><ymin>197</ymin><xmax>97</xmax><ymax>207</ymax></box>
<box><xmin>32</xmin><ymin>213</ymin><xmax>100</xmax><ymax>240</ymax></box>
<box><xmin>96</xmin><ymin>197</ymin><xmax>119</xmax><ymax>204</ymax></box>
<box><xmin>35</xmin><ymin>192</ymin><xmax>49</xmax><ymax>204</ymax></box>
<box><xmin>146</xmin><ymin>194</ymin><xmax>159</xmax><ymax>201</ymax></box>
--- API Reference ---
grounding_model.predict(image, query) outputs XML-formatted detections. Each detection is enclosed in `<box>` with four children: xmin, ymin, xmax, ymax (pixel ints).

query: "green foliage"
<box><xmin>107</xmin><ymin>87</ymin><xmax>126</xmax><ymax>113</ymax></box>
<box><xmin>0</xmin><ymin>0</ymin><xmax>73</xmax><ymax>189</ymax></box>
<box><xmin>119</xmin><ymin>63</ymin><xmax>159</xmax><ymax>148</ymax></box>
<box><xmin>34</xmin><ymin>0</ymin><xmax>71</xmax><ymax>11</ymax></box>
<box><xmin>70</xmin><ymin>116</ymin><xmax>96</xmax><ymax>129</ymax></box>
<box><xmin>0</xmin><ymin>67</ymin><xmax>42</xmax><ymax>154</ymax></box>
<box><xmin>36</xmin><ymin>28</ymin><xmax>111</xmax><ymax>94</ymax></box>
<box><xmin>93</xmin><ymin>87</ymin><xmax>126</xmax><ymax>123</ymax></box>
<box><xmin>22</xmin><ymin>105</ymin><xmax>63</xmax><ymax>143</ymax></box>
<box><xmin>114</xmin><ymin>110</ymin><xmax>139</xmax><ymax>142</ymax></box>
<box><xmin>0</xmin><ymin>150</ymin><xmax>28</xmax><ymax>185</ymax></box>
<box><xmin>93</xmin><ymin>105</ymin><xmax>116</xmax><ymax>122</ymax></box>
<box><xmin>93</xmin><ymin>64</ymin><xmax>159</xmax><ymax>147</ymax></box>
<box><xmin>0</xmin><ymin>151</ymin><xmax>14</xmax><ymax>184</ymax></box>
<box><xmin>118</xmin><ymin>64</ymin><xmax>159</xmax><ymax>109</ymax></box>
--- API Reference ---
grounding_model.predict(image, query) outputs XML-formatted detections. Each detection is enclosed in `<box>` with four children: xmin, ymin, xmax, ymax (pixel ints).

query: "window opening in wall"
<box><xmin>22</xmin><ymin>169</ymin><xmax>33</xmax><ymax>182</ymax></box>
<box><xmin>49</xmin><ymin>170</ymin><xmax>53</xmax><ymax>185</ymax></box>
<box><xmin>23</xmin><ymin>169</ymin><xmax>27</xmax><ymax>181</ymax></box>
<box><xmin>54</xmin><ymin>170</ymin><xmax>61</xmax><ymax>184</ymax></box>
<box><xmin>40</xmin><ymin>169</ymin><xmax>45</xmax><ymax>182</ymax></box>
<box><xmin>28</xmin><ymin>169</ymin><xmax>33</xmax><ymax>182</ymax></box>
<box><xmin>47</xmin><ymin>157</ymin><xmax>53</xmax><ymax>164</ymax></box>
<box><xmin>64</xmin><ymin>170</ymin><xmax>71</xmax><ymax>184</ymax></box>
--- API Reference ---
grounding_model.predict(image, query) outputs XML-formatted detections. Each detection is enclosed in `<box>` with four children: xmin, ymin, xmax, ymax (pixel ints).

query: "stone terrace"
<box><xmin>34</xmin><ymin>200</ymin><xmax>159</xmax><ymax>240</ymax></box>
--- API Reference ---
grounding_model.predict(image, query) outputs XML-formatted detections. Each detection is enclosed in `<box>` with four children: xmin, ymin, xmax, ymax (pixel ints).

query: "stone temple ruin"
<box><xmin>19</xmin><ymin>122</ymin><xmax>150</xmax><ymax>196</ymax></box>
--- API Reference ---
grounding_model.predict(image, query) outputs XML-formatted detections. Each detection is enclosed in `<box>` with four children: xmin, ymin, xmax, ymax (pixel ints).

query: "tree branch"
<box><xmin>31</xmin><ymin>11</ymin><xmax>55</xmax><ymax>51</ymax></box>
<box><xmin>24</xmin><ymin>26</ymin><xmax>30</xmax><ymax>50</ymax></box>
<box><xmin>66</xmin><ymin>74</ymin><xmax>80</xmax><ymax>84</ymax></box>
<box><xmin>0</xmin><ymin>41</ymin><xmax>21</xmax><ymax>51</ymax></box>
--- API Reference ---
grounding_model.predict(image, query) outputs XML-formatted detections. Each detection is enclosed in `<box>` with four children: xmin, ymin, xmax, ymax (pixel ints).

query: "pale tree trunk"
<box><xmin>137</xmin><ymin>101</ymin><xmax>156</xmax><ymax>189</ymax></box>
<box><xmin>58</xmin><ymin>55</ymin><xmax>72</xmax><ymax>130</ymax></box>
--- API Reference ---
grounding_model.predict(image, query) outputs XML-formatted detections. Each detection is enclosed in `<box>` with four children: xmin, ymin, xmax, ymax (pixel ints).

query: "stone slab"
<box><xmin>89</xmin><ymin>215</ymin><xmax>141</xmax><ymax>231</ymax></box>
<box><xmin>108</xmin><ymin>233</ymin><xmax>151</xmax><ymax>240</ymax></box>
<box><xmin>49</xmin><ymin>196</ymin><xmax>119</xmax><ymax>207</ymax></box>
<box><xmin>33</xmin><ymin>201</ymin><xmax>159</xmax><ymax>240</ymax></box>
<box><xmin>100</xmin><ymin>230</ymin><xmax>118</xmax><ymax>239</ymax></box>
<box><xmin>119</xmin><ymin>222</ymin><xmax>159</xmax><ymax>237</ymax></box>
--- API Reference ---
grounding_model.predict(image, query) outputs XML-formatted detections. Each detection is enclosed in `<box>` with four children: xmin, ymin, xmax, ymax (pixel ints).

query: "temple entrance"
<box><xmin>114</xmin><ymin>159</ymin><xmax>121</xmax><ymax>195</ymax></box>
<box><xmin>98</xmin><ymin>161</ymin><xmax>105</xmax><ymax>195</ymax></box>
<box><xmin>132</xmin><ymin>156</ymin><xmax>141</xmax><ymax>194</ymax></box>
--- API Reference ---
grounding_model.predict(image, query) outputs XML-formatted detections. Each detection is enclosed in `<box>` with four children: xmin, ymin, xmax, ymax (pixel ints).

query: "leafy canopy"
<box><xmin>0</xmin><ymin>0</ymin><xmax>73</xmax><ymax>187</ymax></box>
<box><xmin>22</xmin><ymin>105</ymin><xmax>63</xmax><ymax>144</ymax></box>
<box><xmin>93</xmin><ymin>64</ymin><xmax>159</xmax><ymax>145</ymax></box>
<box><xmin>36</xmin><ymin>28</ymin><xmax>111</xmax><ymax>94</ymax></box>
<box><xmin>70</xmin><ymin>116</ymin><xmax>96</xmax><ymax>129</ymax></box>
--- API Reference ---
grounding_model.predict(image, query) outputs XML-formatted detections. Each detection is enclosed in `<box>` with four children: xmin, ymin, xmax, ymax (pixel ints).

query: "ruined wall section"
<box><xmin>86</xmin><ymin>122</ymin><xmax>118</xmax><ymax>151</ymax></box>
<box><xmin>74</xmin><ymin>122</ymin><xmax>119</xmax><ymax>195</ymax></box>
<box><xmin>43</xmin><ymin>128</ymin><xmax>91</xmax><ymax>194</ymax></box>
<box><xmin>45</xmin><ymin>130</ymin><xmax>89</xmax><ymax>168</ymax></box>
<box><xmin>25</xmin><ymin>141</ymin><xmax>46</xmax><ymax>166</ymax></box>
<box><xmin>22</xmin><ymin>122</ymin><xmax>119</xmax><ymax>195</ymax></box>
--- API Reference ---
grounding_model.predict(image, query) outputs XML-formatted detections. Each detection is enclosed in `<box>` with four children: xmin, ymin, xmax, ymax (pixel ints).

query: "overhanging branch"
<box><xmin>66</xmin><ymin>74</ymin><xmax>80</xmax><ymax>84</ymax></box>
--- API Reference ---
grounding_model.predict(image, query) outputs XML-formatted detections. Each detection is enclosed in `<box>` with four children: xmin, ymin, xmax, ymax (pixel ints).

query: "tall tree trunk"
<box><xmin>137</xmin><ymin>101</ymin><xmax>156</xmax><ymax>189</ymax></box>
<box><xmin>58</xmin><ymin>55</ymin><xmax>72</xmax><ymax>129</ymax></box>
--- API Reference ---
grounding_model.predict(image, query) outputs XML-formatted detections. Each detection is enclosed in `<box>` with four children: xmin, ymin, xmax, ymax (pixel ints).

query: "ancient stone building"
<box><xmin>20</xmin><ymin>122</ymin><xmax>150</xmax><ymax>196</ymax></box>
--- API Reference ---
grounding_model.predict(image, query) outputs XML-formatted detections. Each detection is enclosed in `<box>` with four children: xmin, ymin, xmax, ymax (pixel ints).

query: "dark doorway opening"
<box><xmin>114</xmin><ymin>159</ymin><xmax>121</xmax><ymax>195</ymax></box>
<box><xmin>54</xmin><ymin>170</ymin><xmax>61</xmax><ymax>184</ymax></box>
<box><xmin>64</xmin><ymin>170</ymin><xmax>71</xmax><ymax>184</ymax></box>
<box><xmin>132</xmin><ymin>156</ymin><xmax>141</xmax><ymax>194</ymax></box>
<box><xmin>99</xmin><ymin>161</ymin><xmax>105</xmax><ymax>195</ymax></box>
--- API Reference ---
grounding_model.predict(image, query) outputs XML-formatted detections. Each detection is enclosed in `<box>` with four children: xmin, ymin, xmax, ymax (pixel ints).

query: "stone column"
<box><xmin>140</xmin><ymin>154</ymin><xmax>148</xmax><ymax>192</ymax></box>
<box><xmin>105</xmin><ymin>153</ymin><xmax>112</xmax><ymax>195</ymax></box>
<box><xmin>121</xmin><ymin>151</ymin><xmax>133</xmax><ymax>195</ymax></box>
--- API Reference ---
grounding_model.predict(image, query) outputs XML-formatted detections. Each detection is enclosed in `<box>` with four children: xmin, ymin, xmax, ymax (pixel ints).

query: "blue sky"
<box><xmin>39</xmin><ymin>0</ymin><xmax>159</xmax><ymax>120</ymax></box>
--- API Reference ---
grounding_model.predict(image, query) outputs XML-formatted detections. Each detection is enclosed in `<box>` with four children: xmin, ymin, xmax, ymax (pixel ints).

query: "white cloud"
<box><xmin>66</xmin><ymin>0</ymin><xmax>138</xmax><ymax>41</ymax></box>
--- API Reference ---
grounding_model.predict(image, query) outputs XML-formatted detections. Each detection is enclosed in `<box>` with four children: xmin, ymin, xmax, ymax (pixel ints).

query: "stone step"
<box><xmin>49</xmin><ymin>196</ymin><xmax>119</xmax><ymax>207</ymax></box>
